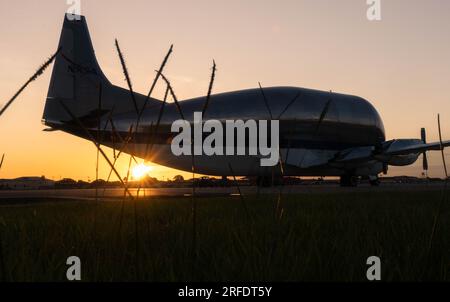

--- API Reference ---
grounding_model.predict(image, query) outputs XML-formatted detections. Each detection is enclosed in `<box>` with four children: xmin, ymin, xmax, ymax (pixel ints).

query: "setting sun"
<box><xmin>131</xmin><ymin>164</ymin><xmax>153</xmax><ymax>180</ymax></box>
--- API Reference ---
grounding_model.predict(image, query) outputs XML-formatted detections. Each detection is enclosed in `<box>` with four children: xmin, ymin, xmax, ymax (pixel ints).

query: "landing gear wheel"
<box><xmin>340</xmin><ymin>175</ymin><xmax>359</xmax><ymax>187</ymax></box>
<box><xmin>369</xmin><ymin>176</ymin><xmax>380</xmax><ymax>186</ymax></box>
<box><xmin>257</xmin><ymin>176</ymin><xmax>272</xmax><ymax>187</ymax></box>
<box><xmin>257</xmin><ymin>175</ymin><xmax>283</xmax><ymax>187</ymax></box>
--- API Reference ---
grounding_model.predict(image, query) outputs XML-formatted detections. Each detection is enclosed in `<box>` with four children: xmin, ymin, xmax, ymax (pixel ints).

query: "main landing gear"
<box><xmin>339</xmin><ymin>175</ymin><xmax>359</xmax><ymax>187</ymax></box>
<box><xmin>340</xmin><ymin>175</ymin><xmax>380</xmax><ymax>187</ymax></box>
<box><xmin>256</xmin><ymin>175</ymin><xmax>283</xmax><ymax>187</ymax></box>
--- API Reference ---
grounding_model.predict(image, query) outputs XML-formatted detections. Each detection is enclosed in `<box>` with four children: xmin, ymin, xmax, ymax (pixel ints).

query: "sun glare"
<box><xmin>131</xmin><ymin>164</ymin><xmax>153</xmax><ymax>180</ymax></box>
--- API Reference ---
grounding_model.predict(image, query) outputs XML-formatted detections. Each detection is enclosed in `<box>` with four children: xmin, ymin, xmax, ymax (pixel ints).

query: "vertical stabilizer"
<box><xmin>43</xmin><ymin>14</ymin><xmax>110</xmax><ymax>125</ymax></box>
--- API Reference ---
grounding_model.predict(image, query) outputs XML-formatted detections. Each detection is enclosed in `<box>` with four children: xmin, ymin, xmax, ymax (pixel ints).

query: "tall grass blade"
<box><xmin>0</xmin><ymin>154</ymin><xmax>4</xmax><ymax>170</ymax></box>
<box><xmin>158</xmin><ymin>72</ymin><xmax>186</xmax><ymax>120</ymax></box>
<box><xmin>202</xmin><ymin>60</ymin><xmax>217</xmax><ymax>117</ymax></box>
<box><xmin>114</xmin><ymin>39</ymin><xmax>139</xmax><ymax>115</ymax></box>
<box><xmin>423</xmin><ymin>114</ymin><xmax>449</xmax><ymax>279</ymax></box>
<box><xmin>139</xmin><ymin>45</ymin><xmax>173</xmax><ymax>122</ymax></box>
<box><xmin>258</xmin><ymin>82</ymin><xmax>273</xmax><ymax>120</ymax></box>
<box><xmin>228</xmin><ymin>163</ymin><xmax>251</xmax><ymax>220</ymax></box>
<box><xmin>58</xmin><ymin>100</ymin><xmax>134</xmax><ymax>199</ymax></box>
<box><xmin>277</xmin><ymin>91</ymin><xmax>302</xmax><ymax>119</ymax></box>
<box><xmin>0</xmin><ymin>48</ymin><xmax>61</xmax><ymax>117</ymax></box>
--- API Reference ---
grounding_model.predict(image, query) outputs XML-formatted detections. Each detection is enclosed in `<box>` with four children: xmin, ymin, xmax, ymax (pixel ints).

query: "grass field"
<box><xmin>0</xmin><ymin>189</ymin><xmax>448</xmax><ymax>282</ymax></box>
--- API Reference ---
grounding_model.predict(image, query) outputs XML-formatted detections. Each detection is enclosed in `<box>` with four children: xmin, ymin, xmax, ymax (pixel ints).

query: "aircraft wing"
<box><xmin>332</xmin><ymin>139</ymin><xmax>450</xmax><ymax>164</ymax></box>
<box><xmin>381</xmin><ymin>139</ymin><xmax>450</xmax><ymax>156</ymax></box>
<box><xmin>281</xmin><ymin>138</ymin><xmax>450</xmax><ymax>168</ymax></box>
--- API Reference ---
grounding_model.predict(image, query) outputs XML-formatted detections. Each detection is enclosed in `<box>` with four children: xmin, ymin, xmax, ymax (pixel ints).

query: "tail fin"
<box><xmin>42</xmin><ymin>14</ymin><xmax>110</xmax><ymax>126</ymax></box>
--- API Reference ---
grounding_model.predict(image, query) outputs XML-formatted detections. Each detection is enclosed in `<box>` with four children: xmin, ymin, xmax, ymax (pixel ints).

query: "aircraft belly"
<box><xmin>115</xmin><ymin>143</ymin><xmax>379</xmax><ymax>177</ymax></box>
<box><xmin>281</xmin><ymin>148</ymin><xmax>337</xmax><ymax>168</ymax></box>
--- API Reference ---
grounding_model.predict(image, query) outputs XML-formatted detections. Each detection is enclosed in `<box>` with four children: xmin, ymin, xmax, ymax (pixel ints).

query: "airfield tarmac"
<box><xmin>0</xmin><ymin>182</ymin><xmax>447</xmax><ymax>203</ymax></box>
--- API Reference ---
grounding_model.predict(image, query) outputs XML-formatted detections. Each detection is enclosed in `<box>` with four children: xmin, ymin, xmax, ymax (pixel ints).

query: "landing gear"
<box><xmin>340</xmin><ymin>175</ymin><xmax>359</xmax><ymax>187</ymax></box>
<box><xmin>256</xmin><ymin>176</ymin><xmax>271</xmax><ymax>187</ymax></box>
<box><xmin>369</xmin><ymin>175</ymin><xmax>380</xmax><ymax>186</ymax></box>
<box><xmin>256</xmin><ymin>175</ymin><xmax>283</xmax><ymax>187</ymax></box>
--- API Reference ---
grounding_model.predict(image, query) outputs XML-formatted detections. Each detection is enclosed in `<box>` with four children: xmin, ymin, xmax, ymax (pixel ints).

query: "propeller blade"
<box><xmin>423</xmin><ymin>152</ymin><xmax>429</xmax><ymax>171</ymax></box>
<box><xmin>421</xmin><ymin>127</ymin><xmax>427</xmax><ymax>143</ymax></box>
<box><xmin>421</xmin><ymin>127</ymin><xmax>428</xmax><ymax>171</ymax></box>
<box><xmin>437</xmin><ymin>114</ymin><xmax>448</xmax><ymax>178</ymax></box>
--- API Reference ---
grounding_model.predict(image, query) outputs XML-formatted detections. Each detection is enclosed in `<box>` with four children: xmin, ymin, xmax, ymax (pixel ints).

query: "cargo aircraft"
<box><xmin>42</xmin><ymin>15</ymin><xmax>450</xmax><ymax>186</ymax></box>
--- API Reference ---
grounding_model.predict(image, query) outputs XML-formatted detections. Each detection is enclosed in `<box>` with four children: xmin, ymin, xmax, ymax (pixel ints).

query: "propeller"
<box><xmin>421</xmin><ymin>128</ymin><xmax>429</xmax><ymax>173</ymax></box>
<box><xmin>437</xmin><ymin>114</ymin><xmax>448</xmax><ymax>178</ymax></box>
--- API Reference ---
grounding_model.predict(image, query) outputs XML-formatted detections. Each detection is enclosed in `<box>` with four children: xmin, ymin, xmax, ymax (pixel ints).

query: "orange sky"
<box><xmin>0</xmin><ymin>0</ymin><xmax>449</xmax><ymax>181</ymax></box>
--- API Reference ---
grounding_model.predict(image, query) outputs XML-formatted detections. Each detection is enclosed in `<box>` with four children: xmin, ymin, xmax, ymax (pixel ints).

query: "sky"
<box><xmin>0</xmin><ymin>0</ymin><xmax>449</xmax><ymax>181</ymax></box>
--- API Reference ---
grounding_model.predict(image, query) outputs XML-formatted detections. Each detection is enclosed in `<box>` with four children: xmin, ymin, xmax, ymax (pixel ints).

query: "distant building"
<box><xmin>0</xmin><ymin>176</ymin><xmax>55</xmax><ymax>190</ymax></box>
